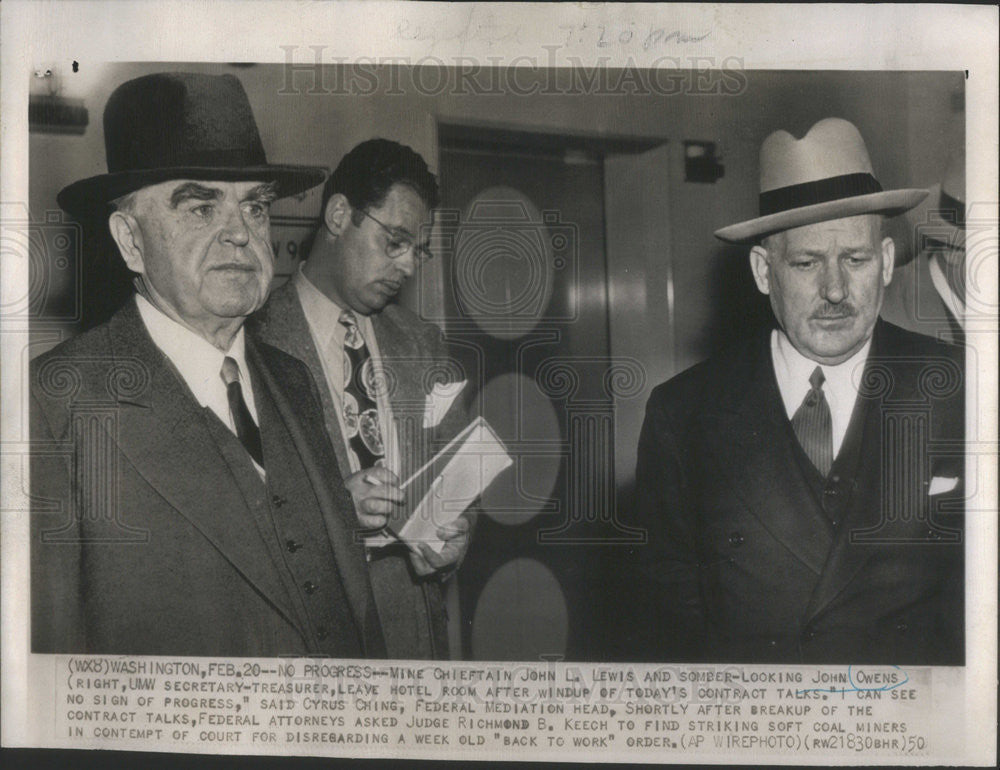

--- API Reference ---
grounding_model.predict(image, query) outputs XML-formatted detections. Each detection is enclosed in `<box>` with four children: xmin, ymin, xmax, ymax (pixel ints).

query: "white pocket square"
<box><xmin>423</xmin><ymin>380</ymin><xmax>467</xmax><ymax>429</ymax></box>
<box><xmin>928</xmin><ymin>476</ymin><xmax>959</xmax><ymax>496</ymax></box>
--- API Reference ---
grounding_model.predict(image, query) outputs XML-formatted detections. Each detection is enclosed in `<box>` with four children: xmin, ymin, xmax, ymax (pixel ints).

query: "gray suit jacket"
<box><xmin>31</xmin><ymin>298</ymin><xmax>386</xmax><ymax>656</ymax></box>
<box><xmin>253</xmin><ymin>280</ymin><xmax>472</xmax><ymax>659</ymax></box>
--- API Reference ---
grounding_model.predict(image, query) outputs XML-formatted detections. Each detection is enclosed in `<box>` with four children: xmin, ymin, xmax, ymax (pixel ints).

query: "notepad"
<box><xmin>384</xmin><ymin>416</ymin><xmax>512</xmax><ymax>554</ymax></box>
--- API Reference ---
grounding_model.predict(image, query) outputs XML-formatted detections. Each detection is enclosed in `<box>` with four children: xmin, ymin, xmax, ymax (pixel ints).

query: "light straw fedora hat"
<box><xmin>715</xmin><ymin>118</ymin><xmax>928</xmax><ymax>243</ymax></box>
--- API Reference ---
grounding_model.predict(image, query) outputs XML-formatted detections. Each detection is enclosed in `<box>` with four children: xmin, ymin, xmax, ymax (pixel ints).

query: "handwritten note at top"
<box><xmin>395</xmin><ymin>12</ymin><xmax>711</xmax><ymax>52</ymax></box>
<box><xmin>556</xmin><ymin>23</ymin><xmax>712</xmax><ymax>51</ymax></box>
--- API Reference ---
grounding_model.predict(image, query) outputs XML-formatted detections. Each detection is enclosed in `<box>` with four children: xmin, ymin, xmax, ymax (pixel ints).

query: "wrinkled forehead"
<box><xmin>134</xmin><ymin>178</ymin><xmax>275</xmax><ymax>207</ymax></box>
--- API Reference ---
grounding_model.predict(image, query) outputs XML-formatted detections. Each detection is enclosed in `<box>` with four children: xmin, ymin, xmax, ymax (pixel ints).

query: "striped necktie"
<box><xmin>791</xmin><ymin>365</ymin><xmax>833</xmax><ymax>477</ymax></box>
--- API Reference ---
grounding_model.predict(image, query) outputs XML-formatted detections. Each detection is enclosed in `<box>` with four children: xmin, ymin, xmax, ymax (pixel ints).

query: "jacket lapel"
<box><xmin>258</xmin><ymin>283</ymin><xmax>355</xmax><ymax>477</ymax></box>
<box><xmin>702</xmin><ymin>331</ymin><xmax>834</xmax><ymax>575</ymax></box>
<box><xmin>802</xmin><ymin>398</ymin><xmax>880</xmax><ymax>622</ymax></box>
<box><xmin>802</xmin><ymin>322</ymin><xmax>893</xmax><ymax>621</ymax></box>
<box><xmin>250</xmin><ymin>339</ymin><xmax>386</xmax><ymax>657</ymax></box>
<box><xmin>372</xmin><ymin>308</ymin><xmax>435</xmax><ymax>479</ymax></box>
<box><xmin>105</xmin><ymin>300</ymin><xmax>305</xmax><ymax>634</ymax></box>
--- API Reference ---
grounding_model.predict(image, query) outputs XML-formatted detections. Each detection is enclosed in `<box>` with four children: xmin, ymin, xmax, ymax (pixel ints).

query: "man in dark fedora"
<box><xmin>253</xmin><ymin>139</ymin><xmax>473</xmax><ymax>660</ymax></box>
<box><xmin>627</xmin><ymin>118</ymin><xmax>964</xmax><ymax>664</ymax></box>
<box><xmin>31</xmin><ymin>72</ymin><xmax>387</xmax><ymax>657</ymax></box>
<box><xmin>882</xmin><ymin>146</ymin><xmax>967</xmax><ymax>344</ymax></box>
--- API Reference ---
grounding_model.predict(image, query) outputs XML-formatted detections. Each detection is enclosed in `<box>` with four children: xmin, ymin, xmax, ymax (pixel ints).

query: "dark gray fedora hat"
<box><xmin>57</xmin><ymin>72</ymin><xmax>327</xmax><ymax>218</ymax></box>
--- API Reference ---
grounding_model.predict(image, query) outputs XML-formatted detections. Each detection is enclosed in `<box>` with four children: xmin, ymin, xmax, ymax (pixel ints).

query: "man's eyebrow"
<box><xmin>394</xmin><ymin>217</ymin><xmax>436</xmax><ymax>241</ymax></box>
<box><xmin>169</xmin><ymin>182</ymin><xmax>223</xmax><ymax>208</ymax></box>
<box><xmin>391</xmin><ymin>225</ymin><xmax>416</xmax><ymax>239</ymax></box>
<box><xmin>785</xmin><ymin>248</ymin><xmax>827</xmax><ymax>259</ymax></box>
<box><xmin>244</xmin><ymin>181</ymin><xmax>278</xmax><ymax>203</ymax></box>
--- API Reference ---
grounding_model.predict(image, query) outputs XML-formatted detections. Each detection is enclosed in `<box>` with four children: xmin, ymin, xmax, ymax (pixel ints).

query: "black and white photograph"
<box><xmin>2</xmin><ymin>1</ymin><xmax>996</xmax><ymax>766</ymax></box>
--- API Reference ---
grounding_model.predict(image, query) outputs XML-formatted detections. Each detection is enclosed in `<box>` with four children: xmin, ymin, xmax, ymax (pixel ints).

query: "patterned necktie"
<box><xmin>339</xmin><ymin>310</ymin><xmax>385</xmax><ymax>469</ymax></box>
<box><xmin>220</xmin><ymin>356</ymin><xmax>264</xmax><ymax>466</ymax></box>
<box><xmin>791</xmin><ymin>366</ymin><xmax>833</xmax><ymax>477</ymax></box>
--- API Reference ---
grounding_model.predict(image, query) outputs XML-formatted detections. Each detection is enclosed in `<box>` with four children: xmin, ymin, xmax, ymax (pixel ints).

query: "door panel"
<box><xmin>438</xmin><ymin>134</ymin><xmax>647</xmax><ymax>661</ymax></box>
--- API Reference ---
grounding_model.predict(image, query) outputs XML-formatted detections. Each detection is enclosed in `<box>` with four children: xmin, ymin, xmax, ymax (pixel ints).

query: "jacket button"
<box><xmin>271</xmin><ymin>495</ymin><xmax>286</xmax><ymax>508</ymax></box>
<box><xmin>896</xmin><ymin>622</ymin><xmax>908</xmax><ymax>633</ymax></box>
<box><xmin>802</xmin><ymin>627</ymin><xmax>816</xmax><ymax>642</ymax></box>
<box><xmin>728</xmin><ymin>532</ymin><xmax>744</xmax><ymax>547</ymax></box>
<box><xmin>286</xmin><ymin>540</ymin><xmax>301</xmax><ymax>553</ymax></box>
<box><xmin>316</xmin><ymin>626</ymin><xmax>328</xmax><ymax>640</ymax></box>
<box><xmin>830</xmin><ymin>474</ymin><xmax>841</xmax><ymax>484</ymax></box>
<box><xmin>303</xmin><ymin>581</ymin><xmax>318</xmax><ymax>595</ymax></box>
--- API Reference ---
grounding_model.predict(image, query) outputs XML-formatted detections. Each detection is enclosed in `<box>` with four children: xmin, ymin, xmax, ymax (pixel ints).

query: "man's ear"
<box><xmin>880</xmin><ymin>236</ymin><xmax>895</xmax><ymax>287</ymax></box>
<box><xmin>323</xmin><ymin>193</ymin><xmax>351</xmax><ymax>237</ymax></box>
<box><xmin>749</xmin><ymin>245</ymin><xmax>771</xmax><ymax>295</ymax></box>
<box><xmin>108</xmin><ymin>211</ymin><xmax>146</xmax><ymax>274</ymax></box>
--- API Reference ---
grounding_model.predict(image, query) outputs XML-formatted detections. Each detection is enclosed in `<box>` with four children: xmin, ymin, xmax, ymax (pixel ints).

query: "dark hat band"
<box><xmin>759</xmin><ymin>173</ymin><xmax>883</xmax><ymax>217</ymax></box>
<box><xmin>938</xmin><ymin>190</ymin><xmax>966</xmax><ymax>228</ymax></box>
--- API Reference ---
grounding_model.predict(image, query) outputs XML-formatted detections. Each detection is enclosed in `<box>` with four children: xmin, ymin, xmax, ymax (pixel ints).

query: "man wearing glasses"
<box><xmin>254</xmin><ymin>139</ymin><xmax>471</xmax><ymax>659</ymax></box>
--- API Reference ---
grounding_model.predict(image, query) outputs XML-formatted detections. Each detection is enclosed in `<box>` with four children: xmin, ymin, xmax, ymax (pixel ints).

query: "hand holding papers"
<box><xmin>345</xmin><ymin>465</ymin><xmax>404</xmax><ymax>530</ymax></box>
<box><xmin>386</xmin><ymin>416</ymin><xmax>511</xmax><ymax>554</ymax></box>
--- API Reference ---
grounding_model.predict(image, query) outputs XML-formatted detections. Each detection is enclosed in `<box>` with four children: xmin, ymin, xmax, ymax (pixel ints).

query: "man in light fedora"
<box><xmin>882</xmin><ymin>146</ymin><xmax>967</xmax><ymax>344</ymax></box>
<box><xmin>628</xmin><ymin>118</ymin><xmax>964</xmax><ymax>664</ymax></box>
<box><xmin>31</xmin><ymin>72</ymin><xmax>387</xmax><ymax>657</ymax></box>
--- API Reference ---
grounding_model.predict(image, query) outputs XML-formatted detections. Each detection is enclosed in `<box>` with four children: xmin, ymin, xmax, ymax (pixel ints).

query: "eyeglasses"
<box><xmin>357</xmin><ymin>208</ymin><xmax>433</xmax><ymax>264</ymax></box>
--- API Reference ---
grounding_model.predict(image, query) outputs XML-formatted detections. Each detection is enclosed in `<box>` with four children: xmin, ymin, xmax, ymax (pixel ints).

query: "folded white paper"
<box><xmin>928</xmin><ymin>476</ymin><xmax>959</xmax><ymax>496</ymax></box>
<box><xmin>423</xmin><ymin>380</ymin><xmax>467</xmax><ymax>429</ymax></box>
<box><xmin>387</xmin><ymin>416</ymin><xmax>511</xmax><ymax>554</ymax></box>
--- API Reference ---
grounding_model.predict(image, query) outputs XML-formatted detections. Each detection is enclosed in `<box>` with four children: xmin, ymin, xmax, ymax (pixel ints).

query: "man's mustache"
<box><xmin>811</xmin><ymin>303</ymin><xmax>857</xmax><ymax>319</ymax></box>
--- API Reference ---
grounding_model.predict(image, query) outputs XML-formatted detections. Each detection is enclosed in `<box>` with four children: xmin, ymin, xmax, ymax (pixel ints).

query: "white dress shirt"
<box><xmin>294</xmin><ymin>266</ymin><xmax>400</xmax><ymax>475</ymax></box>
<box><xmin>770</xmin><ymin>328</ymin><xmax>871</xmax><ymax>459</ymax></box>
<box><xmin>928</xmin><ymin>254</ymin><xmax>966</xmax><ymax>330</ymax></box>
<box><xmin>136</xmin><ymin>294</ymin><xmax>264</xmax><ymax>475</ymax></box>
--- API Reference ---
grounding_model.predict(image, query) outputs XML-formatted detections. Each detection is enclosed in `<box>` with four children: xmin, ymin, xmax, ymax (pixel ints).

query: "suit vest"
<box><xmin>787</xmin><ymin>386</ymin><xmax>870</xmax><ymax>532</ymax></box>
<box><xmin>202</xmin><ymin>366</ymin><xmax>364</xmax><ymax>657</ymax></box>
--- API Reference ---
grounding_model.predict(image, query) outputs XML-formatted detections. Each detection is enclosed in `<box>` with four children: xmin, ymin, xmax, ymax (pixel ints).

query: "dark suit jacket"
<box><xmin>627</xmin><ymin>320</ymin><xmax>964</xmax><ymax>665</ymax></box>
<box><xmin>252</xmin><ymin>280</ymin><xmax>472</xmax><ymax>660</ymax></box>
<box><xmin>30</xmin><ymin>298</ymin><xmax>386</xmax><ymax>657</ymax></box>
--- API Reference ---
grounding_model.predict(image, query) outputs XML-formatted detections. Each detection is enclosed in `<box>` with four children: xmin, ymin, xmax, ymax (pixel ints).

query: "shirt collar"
<box><xmin>928</xmin><ymin>253</ymin><xmax>966</xmax><ymax>328</ymax></box>
<box><xmin>294</xmin><ymin>263</ymin><xmax>375</xmax><ymax>345</ymax></box>
<box><xmin>771</xmin><ymin>327</ymin><xmax>871</xmax><ymax>418</ymax></box>
<box><xmin>135</xmin><ymin>293</ymin><xmax>250</xmax><ymax>408</ymax></box>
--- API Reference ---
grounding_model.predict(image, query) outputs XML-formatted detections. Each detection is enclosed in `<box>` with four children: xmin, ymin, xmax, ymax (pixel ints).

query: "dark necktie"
<box><xmin>339</xmin><ymin>310</ymin><xmax>386</xmax><ymax>469</ymax></box>
<box><xmin>220</xmin><ymin>356</ymin><xmax>264</xmax><ymax>467</ymax></box>
<box><xmin>791</xmin><ymin>366</ymin><xmax>833</xmax><ymax>477</ymax></box>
